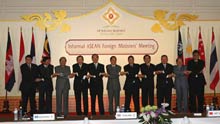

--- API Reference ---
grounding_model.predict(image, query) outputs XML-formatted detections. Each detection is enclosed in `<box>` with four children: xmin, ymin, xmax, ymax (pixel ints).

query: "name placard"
<box><xmin>207</xmin><ymin>110</ymin><xmax>220</xmax><ymax>117</ymax></box>
<box><xmin>33</xmin><ymin>113</ymin><xmax>55</xmax><ymax>121</ymax></box>
<box><xmin>115</xmin><ymin>112</ymin><xmax>137</xmax><ymax>119</ymax></box>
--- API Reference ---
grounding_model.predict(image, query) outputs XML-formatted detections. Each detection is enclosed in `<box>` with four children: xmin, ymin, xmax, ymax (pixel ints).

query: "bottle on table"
<box><xmin>120</xmin><ymin>104</ymin><xmax>125</xmax><ymax>112</ymax></box>
<box><xmin>19</xmin><ymin>106</ymin><xmax>23</xmax><ymax>120</ymax></box>
<box><xmin>83</xmin><ymin>117</ymin><xmax>89</xmax><ymax>124</ymax></box>
<box><xmin>13</xmin><ymin>108</ymin><xmax>18</xmax><ymax>121</ymax></box>
<box><xmin>210</xmin><ymin>103</ymin><xmax>214</xmax><ymax>111</ymax></box>
<box><xmin>116</xmin><ymin>106</ymin><xmax>120</xmax><ymax>113</ymax></box>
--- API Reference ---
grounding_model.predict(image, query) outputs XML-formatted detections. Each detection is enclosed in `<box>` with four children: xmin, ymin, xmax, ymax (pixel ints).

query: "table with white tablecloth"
<box><xmin>1</xmin><ymin>117</ymin><xmax>220</xmax><ymax>124</ymax></box>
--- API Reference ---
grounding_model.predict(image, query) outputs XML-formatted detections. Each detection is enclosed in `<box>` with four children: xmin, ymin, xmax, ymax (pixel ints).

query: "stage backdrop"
<box><xmin>0</xmin><ymin>1</ymin><xmax>220</xmax><ymax>97</ymax></box>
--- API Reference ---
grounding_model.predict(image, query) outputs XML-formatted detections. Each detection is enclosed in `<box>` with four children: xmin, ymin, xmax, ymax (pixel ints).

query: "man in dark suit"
<box><xmin>123</xmin><ymin>56</ymin><xmax>140</xmax><ymax>113</ymax></box>
<box><xmin>155</xmin><ymin>55</ymin><xmax>174</xmax><ymax>110</ymax></box>
<box><xmin>88</xmin><ymin>54</ymin><xmax>106</xmax><ymax>115</ymax></box>
<box><xmin>38</xmin><ymin>57</ymin><xmax>54</xmax><ymax>113</ymax></box>
<box><xmin>72</xmin><ymin>55</ymin><xmax>89</xmax><ymax>115</ymax></box>
<box><xmin>19</xmin><ymin>55</ymin><xmax>38</xmax><ymax>115</ymax></box>
<box><xmin>187</xmin><ymin>50</ymin><xmax>206</xmax><ymax>113</ymax></box>
<box><xmin>140</xmin><ymin>54</ymin><xmax>155</xmax><ymax>106</ymax></box>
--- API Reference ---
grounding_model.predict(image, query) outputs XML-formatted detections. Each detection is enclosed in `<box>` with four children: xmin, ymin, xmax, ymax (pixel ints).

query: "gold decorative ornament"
<box><xmin>21</xmin><ymin>10</ymin><xmax>71</xmax><ymax>32</ymax></box>
<box><xmin>151</xmin><ymin>10</ymin><xmax>198</xmax><ymax>33</ymax></box>
<box><xmin>103</xmin><ymin>7</ymin><xmax>120</xmax><ymax>25</ymax></box>
<box><xmin>19</xmin><ymin>1</ymin><xmax>199</xmax><ymax>33</ymax></box>
<box><xmin>151</xmin><ymin>23</ymin><xmax>163</xmax><ymax>33</ymax></box>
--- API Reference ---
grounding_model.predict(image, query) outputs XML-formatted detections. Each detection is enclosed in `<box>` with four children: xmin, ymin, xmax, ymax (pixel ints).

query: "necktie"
<box><xmin>95</xmin><ymin>63</ymin><xmax>97</xmax><ymax>69</ymax></box>
<box><xmin>28</xmin><ymin>64</ymin><xmax>31</xmax><ymax>70</ymax></box>
<box><xmin>163</xmin><ymin>64</ymin><xmax>166</xmax><ymax>69</ymax></box>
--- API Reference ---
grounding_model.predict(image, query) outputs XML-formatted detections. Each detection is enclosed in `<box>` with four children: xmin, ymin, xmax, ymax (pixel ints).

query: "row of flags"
<box><xmin>5</xmin><ymin>27</ymin><xmax>50</xmax><ymax>92</ymax></box>
<box><xmin>177</xmin><ymin>27</ymin><xmax>219</xmax><ymax>91</ymax></box>
<box><xmin>4</xmin><ymin>27</ymin><xmax>219</xmax><ymax>92</ymax></box>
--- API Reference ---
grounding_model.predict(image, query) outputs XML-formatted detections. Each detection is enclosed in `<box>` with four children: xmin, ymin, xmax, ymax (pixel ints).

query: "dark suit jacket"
<box><xmin>38</xmin><ymin>64</ymin><xmax>54</xmax><ymax>91</ymax></box>
<box><xmin>123</xmin><ymin>64</ymin><xmax>140</xmax><ymax>90</ymax></box>
<box><xmin>72</xmin><ymin>63</ymin><xmax>89</xmax><ymax>90</ymax></box>
<box><xmin>155</xmin><ymin>63</ymin><xmax>174</xmax><ymax>89</ymax></box>
<box><xmin>19</xmin><ymin>63</ymin><xmax>39</xmax><ymax>93</ymax></box>
<box><xmin>140</xmin><ymin>63</ymin><xmax>155</xmax><ymax>88</ymax></box>
<box><xmin>187</xmin><ymin>59</ymin><xmax>206</xmax><ymax>85</ymax></box>
<box><xmin>88</xmin><ymin>63</ymin><xmax>105</xmax><ymax>91</ymax></box>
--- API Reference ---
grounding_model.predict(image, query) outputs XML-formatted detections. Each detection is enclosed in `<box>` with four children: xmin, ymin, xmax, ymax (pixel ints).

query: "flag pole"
<box><xmin>1</xmin><ymin>27</ymin><xmax>10</xmax><ymax>113</ymax></box>
<box><xmin>212</xmin><ymin>88</ymin><xmax>218</xmax><ymax>107</ymax></box>
<box><xmin>1</xmin><ymin>90</ymin><xmax>10</xmax><ymax>113</ymax></box>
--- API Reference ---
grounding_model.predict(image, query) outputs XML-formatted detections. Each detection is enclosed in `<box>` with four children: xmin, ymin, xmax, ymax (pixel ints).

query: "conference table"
<box><xmin>0</xmin><ymin>114</ymin><xmax>220</xmax><ymax>124</ymax></box>
<box><xmin>1</xmin><ymin>118</ymin><xmax>220</xmax><ymax>124</ymax></box>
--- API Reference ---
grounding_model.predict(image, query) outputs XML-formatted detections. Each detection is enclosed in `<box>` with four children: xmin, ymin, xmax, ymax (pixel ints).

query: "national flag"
<box><xmin>30</xmin><ymin>28</ymin><xmax>36</xmax><ymax>63</ymax></box>
<box><xmin>198</xmin><ymin>28</ymin><xmax>205</xmax><ymax>65</ymax></box>
<box><xmin>5</xmin><ymin>28</ymin><xmax>16</xmax><ymax>92</ymax></box>
<box><xmin>177</xmin><ymin>29</ymin><xmax>183</xmax><ymax>62</ymax></box>
<box><xmin>17</xmin><ymin>28</ymin><xmax>25</xmax><ymax>91</ymax></box>
<box><xmin>42</xmin><ymin>30</ymin><xmax>50</xmax><ymax>58</ymax></box>
<box><xmin>19</xmin><ymin>28</ymin><xmax>25</xmax><ymax>65</ymax></box>
<box><xmin>209</xmin><ymin>29</ymin><xmax>219</xmax><ymax>90</ymax></box>
<box><xmin>185</xmin><ymin>27</ymin><xmax>193</xmax><ymax>65</ymax></box>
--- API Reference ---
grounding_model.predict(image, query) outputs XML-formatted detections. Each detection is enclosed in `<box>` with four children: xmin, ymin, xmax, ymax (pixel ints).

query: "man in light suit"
<box><xmin>55</xmin><ymin>57</ymin><xmax>71</xmax><ymax>117</ymax></box>
<box><xmin>20</xmin><ymin>55</ymin><xmax>38</xmax><ymax>115</ymax></box>
<box><xmin>155</xmin><ymin>55</ymin><xmax>174</xmax><ymax>110</ymax></box>
<box><xmin>88</xmin><ymin>54</ymin><xmax>106</xmax><ymax>115</ymax></box>
<box><xmin>72</xmin><ymin>55</ymin><xmax>89</xmax><ymax>115</ymax></box>
<box><xmin>106</xmin><ymin>56</ymin><xmax>121</xmax><ymax>115</ymax></box>
<box><xmin>173</xmin><ymin>58</ymin><xmax>189</xmax><ymax>113</ymax></box>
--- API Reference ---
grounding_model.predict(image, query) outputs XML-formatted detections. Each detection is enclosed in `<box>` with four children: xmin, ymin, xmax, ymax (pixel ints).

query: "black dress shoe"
<box><xmin>77</xmin><ymin>112</ymin><xmax>82</xmax><ymax>115</ymax></box>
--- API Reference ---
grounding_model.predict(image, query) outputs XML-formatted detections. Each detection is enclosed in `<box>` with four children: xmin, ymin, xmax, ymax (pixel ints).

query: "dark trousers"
<box><xmin>124</xmin><ymin>88</ymin><xmax>140</xmax><ymax>113</ymax></box>
<box><xmin>90</xmin><ymin>88</ymin><xmax>104</xmax><ymax>115</ymax></box>
<box><xmin>74</xmin><ymin>88</ymin><xmax>88</xmax><ymax>115</ymax></box>
<box><xmin>21</xmin><ymin>90</ymin><xmax>36</xmax><ymax>115</ymax></box>
<box><xmin>189</xmin><ymin>83</ymin><xmax>204</xmax><ymax>113</ymax></box>
<box><xmin>142</xmin><ymin>86</ymin><xmax>154</xmax><ymax>106</ymax></box>
<box><xmin>38</xmin><ymin>89</ymin><xmax>52</xmax><ymax>113</ymax></box>
<box><xmin>157</xmin><ymin>86</ymin><xmax>172</xmax><ymax>110</ymax></box>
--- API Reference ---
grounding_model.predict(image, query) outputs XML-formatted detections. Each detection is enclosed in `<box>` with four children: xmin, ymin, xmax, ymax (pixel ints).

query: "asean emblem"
<box><xmin>103</xmin><ymin>7</ymin><xmax>120</xmax><ymax>25</ymax></box>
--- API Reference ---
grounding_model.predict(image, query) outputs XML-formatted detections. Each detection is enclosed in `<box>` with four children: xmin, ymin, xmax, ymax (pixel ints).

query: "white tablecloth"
<box><xmin>1</xmin><ymin>117</ymin><xmax>220</xmax><ymax>124</ymax></box>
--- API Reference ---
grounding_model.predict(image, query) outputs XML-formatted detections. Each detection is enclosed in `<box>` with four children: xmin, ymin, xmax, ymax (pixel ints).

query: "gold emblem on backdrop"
<box><xmin>21</xmin><ymin>10</ymin><xmax>71</xmax><ymax>32</ymax></box>
<box><xmin>151</xmin><ymin>10</ymin><xmax>198</xmax><ymax>33</ymax></box>
<box><xmin>103</xmin><ymin>7</ymin><xmax>120</xmax><ymax>25</ymax></box>
<box><xmin>20</xmin><ymin>1</ymin><xmax>198</xmax><ymax>33</ymax></box>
